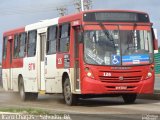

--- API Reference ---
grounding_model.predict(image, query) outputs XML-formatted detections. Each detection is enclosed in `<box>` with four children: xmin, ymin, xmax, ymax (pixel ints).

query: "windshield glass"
<box><xmin>84</xmin><ymin>29</ymin><xmax>153</xmax><ymax>66</ymax></box>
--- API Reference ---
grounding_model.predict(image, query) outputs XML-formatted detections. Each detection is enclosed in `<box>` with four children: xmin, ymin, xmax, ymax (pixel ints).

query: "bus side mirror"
<box><xmin>152</xmin><ymin>28</ymin><xmax>158</xmax><ymax>53</ymax></box>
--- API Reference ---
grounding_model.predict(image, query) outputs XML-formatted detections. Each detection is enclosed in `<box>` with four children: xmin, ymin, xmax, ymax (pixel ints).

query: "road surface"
<box><xmin>155</xmin><ymin>75</ymin><xmax>160</xmax><ymax>90</ymax></box>
<box><xmin>0</xmin><ymin>90</ymin><xmax>160</xmax><ymax>120</ymax></box>
<box><xmin>0</xmin><ymin>76</ymin><xmax>159</xmax><ymax>120</ymax></box>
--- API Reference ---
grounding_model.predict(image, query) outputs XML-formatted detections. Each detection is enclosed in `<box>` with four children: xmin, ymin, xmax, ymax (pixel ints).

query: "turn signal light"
<box><xmin>150</xmin><ymin>65</ymin><xmax>154</xmax><ymax>72</ymax></box>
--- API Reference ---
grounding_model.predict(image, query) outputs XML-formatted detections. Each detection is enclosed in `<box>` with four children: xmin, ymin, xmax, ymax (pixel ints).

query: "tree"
<box><xmin>159</xmin><ymin>46</ymin><xmax>160</xmax><ymax>52</ymax></box>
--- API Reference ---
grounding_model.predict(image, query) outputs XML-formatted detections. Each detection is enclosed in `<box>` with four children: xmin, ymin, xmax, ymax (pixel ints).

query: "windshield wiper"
<box><xmin>127</xmin><ymin>23</ymin><xmax>138</xmax><ymax>50</ymax></box>
<box><xmin>99</xmin><ymin>22</ymin><xmax>116</xmax><ymax>49</ymax></box>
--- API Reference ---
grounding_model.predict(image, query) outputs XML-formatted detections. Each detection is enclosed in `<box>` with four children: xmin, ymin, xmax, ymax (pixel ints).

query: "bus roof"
<box><xmin>59</xmin><ymin>9</ymin><xmax>149</xmax><ymax>23</ymax></box>
<box><xmin>25</xmin><ymin>17</ymin><xmax>59</xmax><ymax>31</ymax></box>
<box><xmin>3</xmin><ymin>17</ymin><xmax>59</xmax><ymax>36</ymax></box>
<box><xmin>3</xmin><ymin>27</ymin><xmax>25</xmax><ymax>36</ymax></box>
<box><xmin>3</xmin><ymin>9</ymin><xmax>149</xmax><ymax>36</ymax></box>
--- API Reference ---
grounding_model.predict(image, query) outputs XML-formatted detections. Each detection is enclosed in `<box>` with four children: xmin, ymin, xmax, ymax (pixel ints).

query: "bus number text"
<box><xmin>103</xmin><ymin>72</ymin><xmax>111</xmax><ymax>77</ymax></box>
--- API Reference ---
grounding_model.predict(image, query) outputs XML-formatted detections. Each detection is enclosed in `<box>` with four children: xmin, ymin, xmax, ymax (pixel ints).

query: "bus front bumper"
<box><xmin>81</xmin><ymin>76</ymin><xmax>154</xmax><ymax>94</ymax></box>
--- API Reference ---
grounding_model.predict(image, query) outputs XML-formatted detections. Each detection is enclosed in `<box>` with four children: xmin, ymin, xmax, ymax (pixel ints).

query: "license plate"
<box><xmin>115</xmin><ymin>86</ymin><xmax>127</xmax><ymax>90</ymax></box>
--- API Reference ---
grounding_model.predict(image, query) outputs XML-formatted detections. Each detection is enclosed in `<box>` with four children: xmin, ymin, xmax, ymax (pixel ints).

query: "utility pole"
<box><xmin>81</xmin><ymin>0</ymin><xmax>84</xmax><ymax>11</ymax></box>
<box><xmin>74</xmin><ymin>0</ymin><xmax>92</xmax><ymax>12</ymax></box>
<box><xmin>57</xmin><ymin>7</ymin><xmax>68</xmax><ymax>16</ymax></box>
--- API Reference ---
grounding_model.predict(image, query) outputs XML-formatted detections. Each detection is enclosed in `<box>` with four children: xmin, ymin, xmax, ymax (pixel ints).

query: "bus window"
<box><xmin>59</xmin><ymin>24</ymin><xmax>70</xmax><ymax>52</ymax></box>
<box><xmin>2</xmin><ymin>36</ymin><xmax>8</xmax><ymax>59</ymax></box>
<box><xmin>13</xmin><ymin>34</ymin><xmax>19</xmax><ymax>58</ymax></box>
<box><xmin>46</xmin><ymin>26</ymin><xmax>57</xmax><ymax>54</ymax></box>
<box><xmin>19</xmin><ymin>32</ymin><xmax>27</xmax><ymax>58</ymax></box>
<box><xmin>27</xmin><ymin>30</ymin><xmax>37</xmax><ymax>57</ymax></box>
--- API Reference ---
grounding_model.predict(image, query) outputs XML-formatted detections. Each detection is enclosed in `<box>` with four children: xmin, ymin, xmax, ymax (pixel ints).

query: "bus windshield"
<box><xmin>84</xmin><ymin>30</ymin><xmax>153</xmax><ymax>66</ymax></box>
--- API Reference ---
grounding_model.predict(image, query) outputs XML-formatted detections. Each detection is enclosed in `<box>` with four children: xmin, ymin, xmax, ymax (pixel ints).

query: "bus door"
<box><xmin>56</xmin><ymin>23</ymin><xmax>81</xmax><ymax>92</ymax></box>
<box><xmin>38</xmin><ymin>32</ymin><xmax>46</xmax><ymax>91</ymax></box>
<box><xmin>8</xmin><ymin>37</ymin><xmax>13</xmax><ymax>90</ymax></box>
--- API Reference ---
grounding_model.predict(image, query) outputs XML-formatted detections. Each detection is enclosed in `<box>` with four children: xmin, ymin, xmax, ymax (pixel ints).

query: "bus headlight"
<box><xmin>145</xmin><ymin>65</ymin><xmax>154</xmax><ymax>79</ymax></box>
<box><xmin>147</xmin><ymin>72</ymin><xmax>152</xmax><ymax>78</ymax></box>
<box><xmin>87</xmin><ymin>72</ymin><xmax>92</xmax><ymax>77</ymax></box>
<box><xmin>85</xmin><ymin>67</ymin><xmax>94</xmax><ymax>79</ymax></box>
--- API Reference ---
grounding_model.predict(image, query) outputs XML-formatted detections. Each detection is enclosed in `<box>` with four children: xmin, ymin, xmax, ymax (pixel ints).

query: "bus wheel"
<box><xmin>63</xmin><ymin>78</ymin><xmax>78</xmax><ymax>106</ymax></box>
<box><xmin>122</xmin><ymin>94</ymin><xmax>137</xmax><ymax>104</ymax></box>
<box><xmin>19</xmin><ymin>77</ymin><xmax>29</xmax><ymax>101</ymax></box>
<box><xmin>19</xmin><ymin>78</ymin><xmax>38</xmax><ymax>101</ymax></box>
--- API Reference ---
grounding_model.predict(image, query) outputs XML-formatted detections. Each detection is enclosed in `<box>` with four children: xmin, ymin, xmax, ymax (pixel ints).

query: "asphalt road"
<box><xmin>0</xmin><ymin>90</ymin><xmax>160</xmax><ymax>120</ymax></box>
<box><xmin>0</xmin><ymin>76</ymin><xmax>159</xmax><ymax>120</ymax></box>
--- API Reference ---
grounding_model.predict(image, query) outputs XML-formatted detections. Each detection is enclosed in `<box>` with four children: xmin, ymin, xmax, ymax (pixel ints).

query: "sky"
<box><xmin>0</xmin><ymin>0</ymin><xmax>160</xmax><ymax>62</ymax></box>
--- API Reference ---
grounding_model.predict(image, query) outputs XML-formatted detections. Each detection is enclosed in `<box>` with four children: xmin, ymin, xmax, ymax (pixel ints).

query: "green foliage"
<box><xmin>0</xmin><ymin>108</ymin><xmax>49</xmax><ymax>115</ymax></box>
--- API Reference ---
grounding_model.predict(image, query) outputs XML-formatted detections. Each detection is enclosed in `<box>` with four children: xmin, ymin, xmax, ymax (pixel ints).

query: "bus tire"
<box><xmin>63</xmin><ymin>78</ymin><xmax>78</xmax><ymax>106</ymax></box>
<box><xmin>19</xmin><ymin>77</ymin><xmax>29</xmax><ymax>101</ymax></box>
<box><xmin>122</xmin><ymin>94</ymin><xmax>137</xmax><ymax>104</ymax></box>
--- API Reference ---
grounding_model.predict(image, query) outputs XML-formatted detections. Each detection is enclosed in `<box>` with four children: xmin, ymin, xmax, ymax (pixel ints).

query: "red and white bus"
<box><xmin>2</xmin><ymin>10</ymin><xmax>158</xmax><ymax>105</ymax></box>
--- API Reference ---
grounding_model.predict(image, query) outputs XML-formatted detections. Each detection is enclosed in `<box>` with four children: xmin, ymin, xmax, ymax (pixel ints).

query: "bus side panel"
<box><xmin>45</xmin><ymin>54</ymin><xmax>62</xmax><ymax>93</ymax></box>
<box><xmin>23</xmin><ymin>57</ymin><xmax>38</xmax><ymax>92</ymax></box>
<box><xmin>12</xmin><ymin>68</ymin><xmax>23</xmax><ymax>92</ymax></box>
<box><xmin>11</xmin><ymin>58</ymin><xmax>24</xmax><ymax>91</ymax></box>
<box><xmin>2</xmin><ymin>69</ymin><xmax>9</xmax><ymax>91</ymax></box>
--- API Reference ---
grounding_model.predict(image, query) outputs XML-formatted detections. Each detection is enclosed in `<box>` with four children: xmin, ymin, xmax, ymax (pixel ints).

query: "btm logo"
<box><xmin>28</xmin><ymin>63</ymin><xmax>35</xmax><ymax>71</ymax></box>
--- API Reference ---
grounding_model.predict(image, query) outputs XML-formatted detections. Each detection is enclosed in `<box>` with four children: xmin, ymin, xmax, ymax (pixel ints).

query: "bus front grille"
<box><xmin>99</xmin><ymin>76</ymin><xmax>142</xmax><ymax>83</ymax></box>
